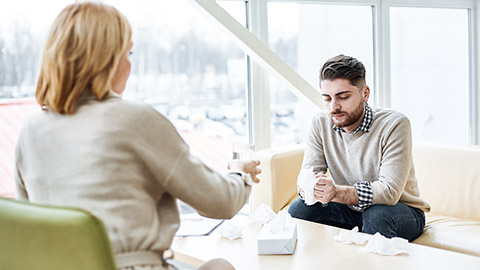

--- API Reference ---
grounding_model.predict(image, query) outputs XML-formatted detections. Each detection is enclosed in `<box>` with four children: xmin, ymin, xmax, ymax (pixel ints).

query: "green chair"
<box><xmin>0</xmin><ymin>197</ymin><xmax>117</xmax><ymax>270</ymax></box>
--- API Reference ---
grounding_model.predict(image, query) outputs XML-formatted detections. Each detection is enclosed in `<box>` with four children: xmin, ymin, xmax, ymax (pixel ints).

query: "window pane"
<box><xmin>1</xmin><ymin>1</ymin><xmax>247</xmax><ymax>197</ymax></box>
<box><xmin>390</xmin><ymin>7</ymin><xmax>469</xmax><ymax>144</ymax></box>
<box><xmin>0</xmin><ymin>1</ymin><xmax>72</xmax><ymax>198</ymax></box>
<box><xmin>0</xmin><ymin>0</ymin><xmax>72</xmax><ymax>98</ymax></box>
<box><xmin>267</xmin><ymin>3</ymin><xmax>374</xmax><ymax>147</ymax></box>
<box><xmin>106</xmin><ymin>1</ymin><xmax>248</xmax><ymax>173</ymax></box>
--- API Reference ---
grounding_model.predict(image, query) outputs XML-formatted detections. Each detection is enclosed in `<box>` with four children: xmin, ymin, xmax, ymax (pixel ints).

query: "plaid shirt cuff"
<box><xmin>353</xmin><ymin>181</ymin><xmax>373</xmax><ymax>211</ymax></box>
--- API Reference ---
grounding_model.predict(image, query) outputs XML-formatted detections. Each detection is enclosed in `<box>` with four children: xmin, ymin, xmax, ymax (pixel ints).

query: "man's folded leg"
<box><xmin>362</xmin><ymin>203</ymin><xmax>425</xmax><ymax>241</ymax></box>
<box><xmin>288</xmin><ymin>198</ymin><xmax>362</xmax><ymax>230</ymax></box>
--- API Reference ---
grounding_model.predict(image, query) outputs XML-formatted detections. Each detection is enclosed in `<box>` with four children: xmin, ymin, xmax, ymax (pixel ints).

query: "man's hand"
<box><xmin>314</xmin><ymin>173</ymin><xmax>336</xmax><ymax>204</ymax></box>
<box><xmin>298</xmin><ymin>187</ymin><xmax>306</xmax><ymax>199</ymax></box>
<box><xmin>228</xmin><ymin>160</ymin><xmax>261</xmax><ymax>183</ymax></box>
<box><xmin>312</xmin><ymin>173</ymin><xmax>359</xmax><ymax>205</ymax></box>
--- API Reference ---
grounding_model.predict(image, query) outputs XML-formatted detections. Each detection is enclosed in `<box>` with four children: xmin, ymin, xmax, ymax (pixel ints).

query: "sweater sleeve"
<box><xmin>302</xmin><ymin>115</ymin><xmax>328</xmax><ymax>174</ymax></box>
<box><xmin>14</xmin><ymin>168</ymin><xmax>28</xmax><ymax>200</ymax></box>
<box><xmin>370</xmin><ymin>116</ymin><xmax>412</xmax><ymax>206</ymax></box>
<box><xmin>133</xmin><ymin>107</ymin><xmax>250</xmax><ymax>220</ymax></box>
<box><xmin>164</xmin><ymin>150</ymin><xmax>250</xmax><ymax>219</ymax></box>
<box><xmin>14</xmin><ymin>134</ymin><xmax>28</xmax><ymax>200</ymax></box>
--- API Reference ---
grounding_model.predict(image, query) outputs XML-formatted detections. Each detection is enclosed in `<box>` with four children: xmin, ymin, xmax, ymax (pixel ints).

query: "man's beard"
<box><xmin>330</xmin><ymin>100</ymin><xmax>365</xmax><ymax>128</ymax></box>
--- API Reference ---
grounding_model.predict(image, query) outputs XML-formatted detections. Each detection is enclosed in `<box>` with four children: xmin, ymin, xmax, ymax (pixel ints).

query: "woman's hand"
<box><xmin>228</xmin><ymin>160</ymin><xmax>261</xmax><ymax>183</ymax></box>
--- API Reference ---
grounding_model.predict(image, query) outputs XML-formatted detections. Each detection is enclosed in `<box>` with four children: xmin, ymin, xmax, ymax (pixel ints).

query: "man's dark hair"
<box><xmin>319</xmin><ymin>54</ymin><xmax>366</xmax><ymax>89</ymax></box>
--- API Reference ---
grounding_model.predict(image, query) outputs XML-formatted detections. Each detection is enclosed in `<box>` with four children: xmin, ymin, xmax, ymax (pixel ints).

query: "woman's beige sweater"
<box><xmin>14</xmin><ymin>93</ymin><xmax>250</xmax><ymax>267</ymax></box>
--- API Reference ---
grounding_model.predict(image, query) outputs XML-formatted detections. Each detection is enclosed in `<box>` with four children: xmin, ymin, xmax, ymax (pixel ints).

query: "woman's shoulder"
<box><xmin>103</xmin><ymin>97</ymin><xmax>178</xmax><ymax>133</ymax></box>
<box><xmin>104</xmin><ymin>97</ymin><xmax>168</xmax><ymax>120</ymax></box>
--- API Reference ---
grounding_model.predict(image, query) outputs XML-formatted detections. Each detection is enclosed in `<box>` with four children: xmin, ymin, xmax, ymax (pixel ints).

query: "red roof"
<box><xmin>181</xmin><ymin>131</ymin><xmax>232</xmax><ymax>175</ymax></box>
<box><xmin>0</xmin><ymin>99</ymin><xmax>39</xmax><ymax>198</ymax></box>
<box><xmin>0</xmin><ymin>100</ymin><xmax>232</xmax><ymax>198</ymax></box>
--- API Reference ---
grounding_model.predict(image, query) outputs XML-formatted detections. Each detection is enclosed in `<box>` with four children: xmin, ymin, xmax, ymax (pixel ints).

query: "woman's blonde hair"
<box><xmin>36</xmin><ymin>2</ymin><xmax>132</xmax><ymax>114</ymax></box>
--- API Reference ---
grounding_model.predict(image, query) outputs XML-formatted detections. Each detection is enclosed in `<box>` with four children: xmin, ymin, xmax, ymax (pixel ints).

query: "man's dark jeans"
<box><xmin>288</xmin><ymin>198</ymin><xmax>425</xmax><ymax>241</ymax></box>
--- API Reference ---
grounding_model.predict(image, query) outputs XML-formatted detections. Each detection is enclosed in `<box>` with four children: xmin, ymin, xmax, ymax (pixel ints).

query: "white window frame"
<box><xmin>190</xmin><ymin>0</ymin><xmax>479</xmax><ymax>146</ymax></box>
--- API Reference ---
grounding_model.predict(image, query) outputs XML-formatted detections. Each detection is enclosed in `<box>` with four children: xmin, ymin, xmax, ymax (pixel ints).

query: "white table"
<box><xmin>172</xmin><ymin>218</ymin><xmax>480</xmax><ymax>270</ymax></box>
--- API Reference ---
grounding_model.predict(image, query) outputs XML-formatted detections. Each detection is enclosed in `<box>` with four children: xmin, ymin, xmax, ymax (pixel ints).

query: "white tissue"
<box><xmin>253</xmin><ymin>203</ymin><xmax>277</xmax><ymax>225</ymax></box>
<box><xmin>298</xmin><ymin>167</ymin><xmax>317</xmax><ymax>205</ymax></box>
<box><xmin>360</xmin><ymin>233</ymin><xmax>409</xmax><ymax>256</ymax></box>
<box><xmin>334</xmin><ymin>227</ymin><xmax>409</xmax><ymax>256</ymax></box>
<box><xmin>268</xmin><ymin>210</ymin><xmax>291</xmax><ymax>234</ymax></box>
<box><xmin>334</xmin><ymin>226</ymin><xmax>370</xmax><ymax>245</ymax></box>
<box><xmin>217</xmin><ymin>219</ymin><xmax>244</xmax><ymax>240</ymax></box>
<box><xmin>218</xmin><ymin>204</ymin><xmax>278</xmax><ymax>241</ymax></box>
<box><xmin>257</xmin><ymin>208</ymin><xmax>297</xmax><ymax>255</ymax></box>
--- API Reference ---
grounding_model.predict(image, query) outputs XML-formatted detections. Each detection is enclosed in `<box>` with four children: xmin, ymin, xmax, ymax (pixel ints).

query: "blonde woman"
<box><xmin>14</xmin><ymin>2</ymin><xmax>260</xmax><ymax>270</ymax></box>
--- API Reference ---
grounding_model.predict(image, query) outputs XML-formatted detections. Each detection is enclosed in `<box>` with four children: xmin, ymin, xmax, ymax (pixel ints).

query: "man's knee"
<box><xmin>362</xmin><ymin>205</ymin><xmax>396</xmax><ymax>238</ymax></box>
<box><xmin>288</xmin><ymin>198</ymin><xmax>309</xmax><ymax>219</ymax></box>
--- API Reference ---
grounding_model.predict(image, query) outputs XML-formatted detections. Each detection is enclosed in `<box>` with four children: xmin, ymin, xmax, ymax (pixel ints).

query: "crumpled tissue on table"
<box><xmin>361</xmin><ymin>232</ymin><xmax>409</xmax><ymax>256</ymax></box>
<box><xmin>298</xmin><ymin>167</ymin><xmax>317</xmax><ymax>206</ymax></box>
<box><xmin>334</xmin><ymin>226</ymin><xmax>370</xmax><ymax>245</ymax></box>
<box><xmin>217</xmin><ymin>203</ymin><xmax>277</xmax><ymax>240</ymax></box>
<box><xmin>217</xmin><ymin>219</ymin><xmax>244</xmax><ymax>240</ymax></box>
<box><xmin>217</xmin><ymin>214</ymin><xmax>250</xmax><ymax>240</ymax></box>
<box><xmin>334</xmin><ymin>227</ymin><xmax>409</xmax><ymax>256</ymax></box>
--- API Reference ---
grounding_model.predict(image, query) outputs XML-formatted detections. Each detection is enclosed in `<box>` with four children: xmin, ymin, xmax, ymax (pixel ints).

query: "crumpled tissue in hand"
<box><xmin>298</xmin><ymin>167</ymin><xmax>317</xmax><ymax>206</ymax></box>
<box><xmin>334</xmin><ymin>227</ymin><xmax>410</xmax><ymax>256</ymax></box>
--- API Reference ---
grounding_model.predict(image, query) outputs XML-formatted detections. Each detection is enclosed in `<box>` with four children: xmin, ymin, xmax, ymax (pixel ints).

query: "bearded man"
<box><xmin>288</xmin><ymin>55</ymin><xmax>430</xmax><ymax>241</ymax></box>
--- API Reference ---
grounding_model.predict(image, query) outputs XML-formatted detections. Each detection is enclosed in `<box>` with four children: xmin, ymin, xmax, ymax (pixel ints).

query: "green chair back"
<box><xmin>0</xmin><ymin>198</ymin><xmax>117</xmax><ymax>270</ymax></box>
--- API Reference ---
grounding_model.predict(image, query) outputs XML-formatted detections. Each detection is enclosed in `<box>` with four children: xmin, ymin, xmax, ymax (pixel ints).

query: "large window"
<box><xmin>1</xmin><ymin>0</ymin><xmax>478</xmax><ymax>198</ymax></box>
<box><xmin>0</xmin><ymin>0</ymin><xmax>71</xmax><ymax>98</ymax></box>
<box><xmin>267</xmin><ymin>2</ymin><xmax>374</xmax><ymax>146</ymax></box>
<box><xmin>0</xmin><ymin>0</ymin><xmax>72</xmax><ymax>198</ymax></box>
<box><xmin>104</xmin><ymin>1</ymin><xmax>249</xmax><ymax>173</ymax></box>
<box><xmin>1</xmin><ymin>0</ymin><xmax>475</xmax><ymax>148</ymax></box>
<box><xmin>390</xmin><ymin>7</ymin><xmax>470</xmax><ymax>144</ymax></box>
<box><xmin>0</xmin><ymin>1</ymin><xmax>248</xmax><ymax>198</ymax></box>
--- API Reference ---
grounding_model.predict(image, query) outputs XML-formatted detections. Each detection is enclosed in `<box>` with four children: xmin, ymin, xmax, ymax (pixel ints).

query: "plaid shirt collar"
<box><xmin>332</xmin><ymin>103</ymin><xmax>373</xmax><ymax>134</ymax></box>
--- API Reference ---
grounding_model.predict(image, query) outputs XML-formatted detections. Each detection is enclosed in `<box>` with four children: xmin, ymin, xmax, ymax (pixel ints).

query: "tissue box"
<box><xmin>257</xmin><ymin>222</ymin><xmax>297</xmax><ymax>255</ymax></box>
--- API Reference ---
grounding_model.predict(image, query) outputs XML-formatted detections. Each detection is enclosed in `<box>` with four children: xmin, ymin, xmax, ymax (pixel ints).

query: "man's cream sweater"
<box><xmin>303</xmin><ymin>107</ymin><xmax>430</xmax><ymax>212</ymax></box>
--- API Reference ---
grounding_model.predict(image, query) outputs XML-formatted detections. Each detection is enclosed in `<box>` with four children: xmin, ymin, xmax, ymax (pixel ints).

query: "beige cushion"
<box><xmin>252</xmin><ymin>145</ymin><xmax>304</xmax><ymax>213</ymax></box>
<box><xmin>413</xmin><ymin>213</ymin><xmax>480</xmax><ymax>257</ymax></box>
<box><xmin>412</xmin><ymin>143</ymin><xmax>480</xmax><ymax>220</ymax></box>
